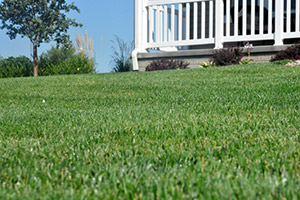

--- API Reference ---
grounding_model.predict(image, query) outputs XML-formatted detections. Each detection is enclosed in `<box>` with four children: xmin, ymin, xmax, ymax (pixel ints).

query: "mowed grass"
<box><xmin>0</xmin><ymin>63</ymin><xmax>300</xmax><ymax>199</ymax></box>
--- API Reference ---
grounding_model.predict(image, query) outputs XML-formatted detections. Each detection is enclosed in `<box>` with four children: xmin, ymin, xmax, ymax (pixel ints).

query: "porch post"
<box><xmin>274</xmin><ymin>0</ymin><xmax>284</xmax><ymax>46</ymax></box>
<box><xmin>215</xmin><ymin>0</ymin><xmax>224</xmax><ymax>49</ymax></box>
<box><xmin>133</xmin><ymin>0</ymin><xmax>147</xmax><ymax>71</ymax></box>
<box><xmin>134</xmin><ymin>0</ymin><xmax>144</xmax><ymax>52</ymax></box>
<box><xmin>141</xmin><ymin>0</ymin><xmax>148</xmax><ymax>51</ymax></box>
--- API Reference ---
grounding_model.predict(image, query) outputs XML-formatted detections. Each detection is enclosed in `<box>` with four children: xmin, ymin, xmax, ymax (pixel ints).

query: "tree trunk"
<box><xmin>33</xmin><ymin>42</ymin><xmax>38</xmax><ymax>77</ymax></box>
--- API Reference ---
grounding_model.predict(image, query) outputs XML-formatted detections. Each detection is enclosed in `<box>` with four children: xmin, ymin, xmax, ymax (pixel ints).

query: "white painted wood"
<box><xmin>209</xmin><ymin>0</ymin><xmax>213</xmax><ymax>38</ymax></box>
<box><xmin>136</xmin><ymin>0</ymin><xmax>298</xmax><ymax>53</ymax></box>
<box><xmin>297</xmin><ymin>0</ymin><xmax>300</xmax><ymax>32</ymax></box>
<box><xmin>171</xmin><ymin>4</ymin><xmax>175</xmax><ymax>41</ymax></box>
<box><xmin>159</xmin><ymin>6</ymin><xmax>163</xmax><ymax>42</ymax></box>
<box><xmin>274</xmin><ymin>0</ymin><xmax>283</xmax><ymax>45</ymax></box>
<box><xmin>164</xmin><ymin>5</ymin><xmax>168</xmax><ymax>41</ymax></box>
<box><xmin>186</xmin><ymin>3</ymin><xmax>190</xmax><ymax>40</ymax></box>
<box><xmin>133</xmin><ymin>0</ymin><xmax>148</xmax><ymax>71</ymax></box>
<box><xmin>168</xmin><ymin>6</ymin><xmax>172</xmax><ymax>41</ymax></box>
<box><xmin>242</xmin><ymin>0</ymin><xmax>247</xmax><ymax>36</ymax></box>
<box><xmin>155</xmin><ymin>7</ymin><xmax>160</xmax><ymax>42</ymax></box>
<box><xmin>134</xmin><ymin>0</ymin><xmax>143</xmax><ymax>48</ymax></box>
<box><xmin>234</xmin><ymin>0</ymin><xmax>238</xmax><ymax>36</ymax></box>
<box><xmin>286</xmin><ymin>0</ymin><xmax>291</xmax><ymax>33</ymax></box>
<box><xmin>259</xmin><ymin>0</ymin><xmax>264</xmax><ymax>35</ymax></box>
<box><xmin>251</xmin><ymin>0</ymin><xmax>255</xmax><ymax>35</ymax></box>
<box><xmin>224</xmin><ymin>34</ymin><xmax>273</xmax><ymax>42</ymax></box>
<box><xmin>149</xmin><ymin>7</ymin><xmax>154</xmax><ymax>43</ymax></box>
<box><xmin>147</xmin><ymin>38</ymin><xmax>214</xmax><ymax>48</ymax></box>
<box><xmin>215</xmin><ymin>0</ymin><xmax>224</xmax><ymax>48</ymax></box>
<box><xmin>142</xmin><ymin>0</ymin><xmax>148</xmax><ymax>47</ymax></box>
<box><xmin>147</xmin><ymin>0</ymin><xmax>206</xmax><ymax>6</ymax></box>
<box><xmin>283</xmin><ymin>32</ymin><xmax>300</xmax><ymax>38</ymax></box>
<box><xmin>179</xmin><ymin>4</ymin><xmax>183</xmax><ymax>41</ymax></box>
<box><xmin>268</xmin><ymin>0</ymin><xmax>272</xmax><ymax>34</ymax></box>
<box><xmin>201</xmin><ymin>1</ymin><xmax>206</xmax><ymax>39</ymax></box>
<box><xmin>134</xmin><ymin>0</ymin><xmax>300</xmax><ymax>70</ymax></box>
<box><xmin>193</xmin><ymin>2</ymin><xmax>198</xmax><ymax>39</ymax></box>
<box><xmin>226</xmin><ymin>0</ymin><xmax>230</xmax><ymax>36</ymax></box>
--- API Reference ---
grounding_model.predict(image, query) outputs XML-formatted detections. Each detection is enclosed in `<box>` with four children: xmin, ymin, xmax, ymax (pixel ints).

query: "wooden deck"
<box><xmin>133</xmin><ymin>0</ymin><xmax>300</xmax><ymax>71</ymax></box>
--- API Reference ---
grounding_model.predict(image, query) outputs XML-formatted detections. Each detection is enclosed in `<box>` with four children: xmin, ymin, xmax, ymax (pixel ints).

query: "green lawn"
<box><xmin>0</xmin><ymin>63</ymin><xmax>300</xmax><ymax>199</ymax></box>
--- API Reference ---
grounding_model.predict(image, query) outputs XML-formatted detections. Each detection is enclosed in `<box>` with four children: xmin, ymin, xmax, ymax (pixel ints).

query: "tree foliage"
<box><xmin>0</xmin><ymin>56</ymin><xmax>33</xmax><ymax>78</ymax></box>
<box><xmin>0</xmin><ymin>0</ymin><xmax>81</xmax><ymax>45</ymax></box>
<box><xmin>0</xmin><ymin>0</ymin><xmax>82</xmax><ymax>76</ymax></box>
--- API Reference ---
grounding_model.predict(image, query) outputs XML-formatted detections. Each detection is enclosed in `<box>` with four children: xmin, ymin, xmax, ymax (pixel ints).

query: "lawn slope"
<box><xmin>0</xmin><ymin>63</ymin><xmax>300</xmax><ymax>199</ymax></box>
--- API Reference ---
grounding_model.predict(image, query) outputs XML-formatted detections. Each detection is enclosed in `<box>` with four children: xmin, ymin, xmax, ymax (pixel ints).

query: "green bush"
<box><xmin>0</xmin><ymin>56</ymin><xmax>33</xmax><ymax>78</ymax></box>
<box><xmin>271</xmin><ymin>59</ymin><xmax>293</xmax><ymax>65</ymax></box>
<box><xmin>39</xmin><ymin>46</ymin><xmax>96</xmax><ymax>76</ymax></box>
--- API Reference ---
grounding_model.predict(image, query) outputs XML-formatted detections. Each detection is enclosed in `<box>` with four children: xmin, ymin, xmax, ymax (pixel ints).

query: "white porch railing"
<box><xmin>132</xmin><ymin>0</ymin><xmax>300</xmax><ymax>70</ymax></box>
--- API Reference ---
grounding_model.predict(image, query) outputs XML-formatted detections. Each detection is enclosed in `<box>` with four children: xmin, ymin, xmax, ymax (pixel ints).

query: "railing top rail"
<box><xmin>146</xmin><ymin>0</ymin><xmax>213</xmax><ymax>7</ymax></box>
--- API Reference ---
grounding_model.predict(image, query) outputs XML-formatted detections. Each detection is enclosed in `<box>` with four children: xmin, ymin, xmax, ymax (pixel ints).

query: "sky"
<box><xmin>0</xmin><ymin>0</ymin><xmax>134</xmax><ymax>73</ymax></box>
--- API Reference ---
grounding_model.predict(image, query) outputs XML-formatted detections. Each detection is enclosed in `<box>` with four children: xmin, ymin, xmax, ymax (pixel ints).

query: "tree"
<box><xmin>0</xmin><ymin>0</ymin><xmax>82</xmax><ymax>77</ymax></box>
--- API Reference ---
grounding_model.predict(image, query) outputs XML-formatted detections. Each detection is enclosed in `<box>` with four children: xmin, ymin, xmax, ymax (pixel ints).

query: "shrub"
<box><xmin>210</xmin><ymin>47</ymin><xmax>244</xmax><ymax>66</ymax></box>
<box><xmin>110</xmin><ymin>36</ymin><xmax>133</xmax><ymax>72</ymax></box>
<box><xmin>271</xmin><ymin>59</ymin><xmax>293</xmax><ymax>65</ymax></box>
<box><xmin>146</xmin><ymin>59</ymin><xmax>189</xmax><ymax>71</ymax></box>
<box><xmin>112</xmin><ymin>59</ymin><xmax>132</xmax><ymax>73</ymax></box>
<box><xmin>270</xmin><ymin>44</ymin><xmax>300</xmax><ymax>62</ymax></box>
<box><xmin>39</xmin><ymin>46</ymin><xmax>95</xmax><ymax>76</ymax></box>
<box><xmin>0</xmin><ymin>56</ymin><xmax>33</xmax><ymax>78</ymax></box>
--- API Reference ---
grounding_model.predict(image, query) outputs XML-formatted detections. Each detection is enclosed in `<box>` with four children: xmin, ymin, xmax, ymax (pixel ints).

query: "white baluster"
<box><xmin>179</xmin><ymin>4</ymin><xmax>183</xmax><ymax>41</ymax></box>
<box><xmin>164</xmin><ymin>5</ymin><xmax>168</xmax><ymax>42</ymax></box>
<box><xmin>251</xmin><ymin>0</ymin><xmax>255</xmax><ymax>35</ymax></box>
<box><xmin>193</xmin><ymin>2</ymin><xmax>198</xmax><ymax>39</ymax></box>
<box><xmin>149</xmin><ymin>7</ymin><xmax>154</xmax><ymax>43</ymax></box>
<box><xmin>201</xmin><ymin>1</ymin><xmax>206</xmax><ymax>39</ymax></box>
<box><xmin>226</xmin><ymin>0</ymin><xmax>230</xmax><ymax>37</ymax></box>
<box><xmin>171</xmin><ymin>4</ymin><xmax>175</xmax><ymax>41</ymax></box>
<box><xmin>259</xmin><ymin>0</ymin><xmax>264</xmax><ymax>35</ymax></box>
<box><xmin>234</xmin><ymin>0</ymin><xmax>238</xmax><ymax>36</ymax></box>
<box><xmin>268</xmin><ymin>0</ymin><xmax>272</xmax><ymax>34</ymax></box>
<box><xmin>209</xmin><ymin>0</ymin><xmax>214</xmax><ymax>39</ymax></box>
<box><xmin>286</xmin><ymin>0</ymin><xmax>291</xmax><ymax>33</ymax></box>
<box><xmin>155</xmin><ymin>8</ymin><xmax>159</xmax><ymax>42</ymax></box>
<box><xmin>242</xmin><ymin>0</ymin><xmax>247</xmax><ymax>36</ymax></box>
<box><xmin>297</xmin><ymin>0</ymin><xmax>300</xmax><ymax>32</ymax></box>
<box><xmin>186</xmin><ymin>3</ymin><xmax>190</xmax><ymax>40</ymax></box>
